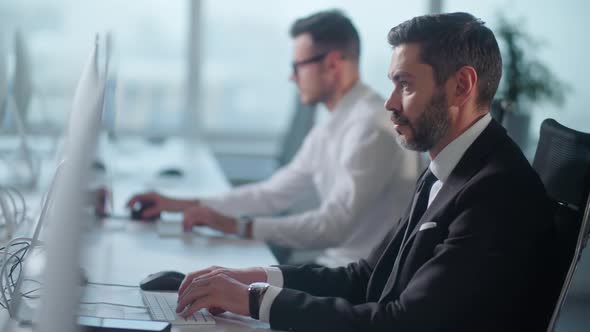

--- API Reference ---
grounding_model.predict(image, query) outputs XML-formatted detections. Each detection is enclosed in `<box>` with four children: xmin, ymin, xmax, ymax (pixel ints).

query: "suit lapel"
<box><xmin>365</xmin><ymin>216</ymin><xmax>407</xmax><ymax>301</ymax></box>
<box><xmin>365</xmin><ymin>170</ymin><xmax>425</xmax><ymax>302</ymax></box>
<box><xmin>377</xmin><ymin>120</ymin><xmax>506</xmax><ymax>302</ymax></box>
<box><xmin>404</xmin><ymin>120</ymin><xmax>505</xmax><ymax>246</ymax></box>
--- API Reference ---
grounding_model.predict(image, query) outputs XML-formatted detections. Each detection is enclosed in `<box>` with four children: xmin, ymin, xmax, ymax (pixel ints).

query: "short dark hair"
<box><xmin>290</xmin><ymin>10</ymin><xmax>360</xmax><ymax>63</ymax></box>
<box><xmin>388</xmin><ymin>12</ymin><xmax>502</xmax><ymax>108</ymax></box>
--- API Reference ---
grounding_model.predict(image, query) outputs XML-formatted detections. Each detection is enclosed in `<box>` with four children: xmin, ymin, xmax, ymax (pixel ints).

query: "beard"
<box><xmin>393</xmin><ymin>89</ymin><xmax>451</xmax><ymax>152</ymax></box>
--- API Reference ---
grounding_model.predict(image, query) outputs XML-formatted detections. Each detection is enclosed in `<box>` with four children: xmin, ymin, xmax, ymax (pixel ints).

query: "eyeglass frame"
<box><xmin>291</xmin><ymin>53</ymin><xmax>328</xmax><ymax>76</ymax></box>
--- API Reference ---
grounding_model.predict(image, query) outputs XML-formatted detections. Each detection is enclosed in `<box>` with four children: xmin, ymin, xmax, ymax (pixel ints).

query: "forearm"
<box><xmin>278</xmin><ymin>261</ymin><xmax>372</xmax><ymax>302</ymax></box>
<box><xmin>251</xmin><ymin>204</ymin><xmax>354</xmax><ymax>249</ymax></box>
<box><xmin>201</xmin><ymin>154</ymin><xmax>315</xmax><ymax>218</ymax></box>
<box><xmin>168</xmin><ymin>198</ymin><xmax>200</xmax><ymax>211</ymax></box>
<box><xmin>269</xmin><ymin>290</ymin><xmax>404</xmax><ymax>332</ymax></box>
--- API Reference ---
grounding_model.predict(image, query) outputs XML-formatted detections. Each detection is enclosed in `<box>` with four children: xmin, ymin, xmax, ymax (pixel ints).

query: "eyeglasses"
<box><xmin>291</xmin><ymin>53</ymin><xmax>328</xmax><ymax>76</ymax></box>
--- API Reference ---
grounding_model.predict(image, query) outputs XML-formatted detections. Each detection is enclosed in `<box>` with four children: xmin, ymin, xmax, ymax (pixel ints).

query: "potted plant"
<box><xmin>492</xmin><ymin>15</ymin><xmax>568</xmax><ymax>149</ymax></box>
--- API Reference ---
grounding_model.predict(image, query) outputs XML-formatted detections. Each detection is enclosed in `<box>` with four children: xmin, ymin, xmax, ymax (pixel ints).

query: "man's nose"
<box><xmin>384</xmin><ymin>90</ymin><xmax>400</xmax><ymax>112</ymax></box>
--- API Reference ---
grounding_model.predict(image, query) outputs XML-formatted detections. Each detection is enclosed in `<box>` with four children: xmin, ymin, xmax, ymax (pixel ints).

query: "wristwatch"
<box><xmin>236</xmin><ymin>215</ymin><xmax>254</xmax><ymax>238</ymax></box>
<box><xmin>248</xmin><ymin>282</ymin><xmax>270</xmax><ymax>320</ymax></box>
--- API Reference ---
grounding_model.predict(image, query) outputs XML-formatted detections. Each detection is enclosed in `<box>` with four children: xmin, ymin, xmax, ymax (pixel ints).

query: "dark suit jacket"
<box><xmin>268</xmin><ymin>120</ymin><xmax>554</xmax><ymax>332</ymax></box>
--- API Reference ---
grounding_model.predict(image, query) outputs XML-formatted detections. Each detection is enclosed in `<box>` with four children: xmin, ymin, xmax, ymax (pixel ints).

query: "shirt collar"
<box><xmin>327</xmin><ymin>81</ymin><xmax>368</xmax><ymax>124</ymax></box>
<box><xmin>429</xmin><ymin>113</ymin><xmax>492</xmax><ymax>182</ymax></box>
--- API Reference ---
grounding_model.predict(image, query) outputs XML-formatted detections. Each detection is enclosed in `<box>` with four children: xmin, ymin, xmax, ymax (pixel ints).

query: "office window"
<box><xmin>1</xmin><ymin>0</ymin><xmax>433</xmax><ymax>139</ymax></box>
<box><xmin>0</xmin><ymin>0</ymin><xmax>188</xmax><ymax>135</ymax></box>
<box><xmin>200</xmin><ymin>0</ymin><xmax>428</xmax><ymax>139</ymax></box>
<box><xmin>445</xmin><ymin>0</ymin><xmax>589</xmax><ymax>154</ymax></box>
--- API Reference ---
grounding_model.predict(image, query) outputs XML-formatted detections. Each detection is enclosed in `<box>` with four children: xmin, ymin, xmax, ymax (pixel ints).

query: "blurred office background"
<box><xmin>0</xmin><ymin>0</ymin><xmax>588</xmax><ymax>330</ymax></box>
<box><xmin>2</xmin><ymin>0</ymin><xmax>586</xmax><ymax>152</ymax></box>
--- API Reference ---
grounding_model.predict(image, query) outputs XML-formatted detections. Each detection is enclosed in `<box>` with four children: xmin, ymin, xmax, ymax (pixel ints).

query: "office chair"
<box><xmin>215</xmin><ymin>94</ymin><xmax>317</xmax><ymax>186</ymax></box>
<box><xmin>531</xmin><ymin>118</ymin><xmax>590</xmax><ymax>331</ymax></box>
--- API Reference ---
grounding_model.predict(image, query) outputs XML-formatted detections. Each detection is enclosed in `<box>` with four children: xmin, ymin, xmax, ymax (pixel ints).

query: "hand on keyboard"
<box><xmin>142</xmin><ymin>292</ymin><xmax>215</xmax><ymax>325</ymax></box>
<box><xmin>176</xmin><ymin>272</ymin><xmax>250</xmax><ymax>319</ymax></box>
<box><xmin>178</xmin><ymin>266</ymin><xmax>266</xmax><ymax>296</ymax></box>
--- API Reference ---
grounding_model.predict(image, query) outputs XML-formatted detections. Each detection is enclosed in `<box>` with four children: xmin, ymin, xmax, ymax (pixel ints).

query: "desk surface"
<box><xmin>0</xmin><ymin>136</ymin><xmax>277</xmax><ymax>332</ymax></box>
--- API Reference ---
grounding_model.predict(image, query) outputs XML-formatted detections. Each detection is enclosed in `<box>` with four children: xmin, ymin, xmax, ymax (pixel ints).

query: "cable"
<box><xmin>79</xmin><ymin>301</ymin><xmax>147</xmax><ymax>310</ymax></box>
<box><xmin>86</xmin><ymin>281</ymin><xmax>139</xmax><ymax>288</ymax></box>
<box><xmin>1</xmin><ymin>188</ymin><xmax>18</xmax><ymax>226</ymax></box>
<box><xmin>0</xmin><ymin>187</ymin><xmax>16</xmax><ymax>230</ymax></box>
<box><xmin>0</xmin><ymin>237</ymin><xmax>34</xmax><ymax>310</ymax></box>
<box><xmin>21</xmin><ymin>286</ymin><xmax>41</xmax><ymax>299</ymax></box>
<box><xmin>19</xmin><ymin>278</ymin><xmax>42</xmax><ymax>299</ymax></box>
<box><xmin>0</xmin><ymin>186</ymin><xmax>29</xmax><ymax>230</ymax></box>
<box><xmin>1</xmin><ymin>245</ymin><xmax>29</xmax><ymax>307</ymax></box>
<box><xmin>7</xmin><ymin>186</ymin><xmax>28</xmax><ymax>225</ymax></box>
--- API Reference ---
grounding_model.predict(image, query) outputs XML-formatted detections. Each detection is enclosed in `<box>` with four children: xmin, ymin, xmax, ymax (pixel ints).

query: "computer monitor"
<box><xmin>11</xmin><ymin>30</ymin><xmax>36</xmax><ymax>183</ymax></box>
<box><xmin>35</xmin><ymin>36</ymin><xmax>105</xmax><ymax>332</ymax></box>
<box><xmin>3</xmin><ymin>93</ymin><xmax>40</xmax><ymax>189</ymax></box>
<box><xmin>0</xmin><ymin>35</ymin><xmax>7</xmax><ymax>119</ymax></box>
<box><xmin>12</xmin><ymin>30</ymin><xmax>33</xmax><ymax>124</ymax></box>
<box><xmin>0</xmin><ymin>31</ymin><xmax>39</xmax><ymax>191</ymax></box>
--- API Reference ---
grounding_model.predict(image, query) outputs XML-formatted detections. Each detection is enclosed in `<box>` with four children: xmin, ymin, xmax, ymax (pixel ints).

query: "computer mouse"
<box><xmin>158</xmin><ymin>168</ymin><xmax>184</xmax><ymax>177</ymax></box>
<box><xmin>139</xmin><ymin>270</ymin><xmax>186</xmax><ymax>291</ymax></box>
<box><xmin>130</xmin><ymin>200</ymin><xmax>160</xmax><ymax>221</ymax></box>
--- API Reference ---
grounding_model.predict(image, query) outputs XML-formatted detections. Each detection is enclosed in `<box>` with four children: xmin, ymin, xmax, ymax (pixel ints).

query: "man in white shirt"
<box><xmin>127</xmin><ymin>10</ymin><xmax>417</xmax><ymax>267</ymax></box>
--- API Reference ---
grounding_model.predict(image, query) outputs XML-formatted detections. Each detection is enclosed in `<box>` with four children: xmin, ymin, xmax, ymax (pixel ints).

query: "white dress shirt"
<box><xmin>428</xmin><ymin>113</ymin><xmax>492</xmax><ymax>206</ymax></box>
<box><xmin>202</xmin><ymin>82</ymin><xmax>417</xmax><ymax>267</ymax></box>
<box><xmin>257</xmin><ymin>112</ymin><xmax>493</xmax><ymax>323</ymax></box>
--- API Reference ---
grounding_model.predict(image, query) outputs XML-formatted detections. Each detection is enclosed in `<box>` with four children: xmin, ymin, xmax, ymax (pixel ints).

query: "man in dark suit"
<box><xmin>174</xmin><ymin>12</ymin><xmax>554</xmax><ymax>331</ymax></box>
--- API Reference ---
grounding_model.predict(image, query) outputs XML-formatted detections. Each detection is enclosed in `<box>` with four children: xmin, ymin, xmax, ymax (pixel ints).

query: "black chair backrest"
<box><xmin>278</xmin><ymin>94</ymin><xmax>316</xmax><ymax>166</ymax></box>
<box><xmin>533</xmin><ymin>119</ymin><xmax>590</xmax><ymax>210</ymax></box>
<box><xmin>531</xmin><ymin>118</ymin><xmax>590</xmax><ymax>331</ymax></box>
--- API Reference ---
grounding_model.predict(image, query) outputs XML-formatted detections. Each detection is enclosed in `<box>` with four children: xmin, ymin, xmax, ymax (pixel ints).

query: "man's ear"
<box><xmin>452</xmin><ymin>66</ymin><xmax>478</xmax><ymax>108</ymax></box>
<box><xmin>325</xmin><ymin>50</ymin><xmax>343</xmax><ymax>71</ymax></box>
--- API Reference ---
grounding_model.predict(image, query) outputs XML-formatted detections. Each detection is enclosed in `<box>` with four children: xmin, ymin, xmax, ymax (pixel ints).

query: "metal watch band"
<box><xmin>248</xmin><ymin>282</ymin><xmax>270</xmax><ymax>320</ymax></box>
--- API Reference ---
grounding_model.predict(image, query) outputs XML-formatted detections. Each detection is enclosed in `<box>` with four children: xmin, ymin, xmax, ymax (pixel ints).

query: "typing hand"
<box><xmin>182</xmin><ymin>205</ymin><xmax>237</xmax><ymax>234</ymax></box>
<box><xmin>126</xmin><ymin>191</ymin><xmax>180</xmax><ymax>218</ymax></box>
<box><xmin>176</xmin><ymin>272</ymin><xmax>249</xmax><ymax>318</ymax></box>
<box><xmin>93</xmin><ymin>187</ymin><xmax>111</xmax><ymax>217</ymax></box>
<box><xmin>178</xmin><ymin>266</ymin><xmax>267</xmax><ymax>297</ymax></box>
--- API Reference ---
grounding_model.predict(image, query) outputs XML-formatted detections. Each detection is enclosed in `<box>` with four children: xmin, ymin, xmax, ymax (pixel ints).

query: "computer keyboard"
<box><xmin>141</xmin><ymin>291</ymin><xmax>215</xmax><ymax>326</ymax></box>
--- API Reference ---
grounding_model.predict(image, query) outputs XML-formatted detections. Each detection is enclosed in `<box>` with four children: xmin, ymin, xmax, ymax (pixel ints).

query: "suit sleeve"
<box><xmin>268</xmin><ymin>171</ymin><xmax>551</xmax><ymax>332</ymax></box>
<box><xmin>270</xmin><ymin>222</ymin><xmax>398</xmax><ymax>302</ymax></box>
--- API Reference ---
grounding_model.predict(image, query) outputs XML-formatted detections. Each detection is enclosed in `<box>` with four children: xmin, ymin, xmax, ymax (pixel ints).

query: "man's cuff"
<box><xmin>263</xmin><ymin>267</ymin><xmax>284</xmax><ymax>287</ymax></box>
<box><xmin>258</xmin><ymin>285</ymin><xmax>282</xmax><ymax>323</ymax></box>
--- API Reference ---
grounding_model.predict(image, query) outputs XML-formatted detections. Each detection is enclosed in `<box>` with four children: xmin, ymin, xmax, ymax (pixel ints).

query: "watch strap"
<box><xmin>237</xmin><ymin>215</ymin><xmax>253</xmax><ymax>238</ymax></box>
<box><xmin>248</xmin><ymin>282</ymin><xmax>269</xmax><ymax>320</ymax></box>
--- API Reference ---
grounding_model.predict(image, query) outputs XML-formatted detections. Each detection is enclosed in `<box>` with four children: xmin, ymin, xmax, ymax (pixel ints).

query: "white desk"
<box><xmin>1</xmin><ymin>137</ymin><xmax>278</xmax><ymax>331</ymax></box>
<box><xmin>80</xmin><ymin>219</ymin><xmax>276</xmax><ymax>331</ymax></box>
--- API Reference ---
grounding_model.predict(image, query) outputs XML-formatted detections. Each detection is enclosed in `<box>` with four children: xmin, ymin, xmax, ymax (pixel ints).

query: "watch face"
<box><xmin>250</xmin><ymin>282</ymin><xmax>270</xmax><ymax>288</ymax></box>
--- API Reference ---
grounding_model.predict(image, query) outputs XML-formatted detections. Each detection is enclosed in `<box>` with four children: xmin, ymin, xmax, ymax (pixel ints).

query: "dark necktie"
<box><xmin>374</xmin><ymin>168</ymin><xmax>439</xmax><ymax>301</ymax></box>
<box><xmin>401</xmin><ymin>169</ymin><xmax>438</xmax><ymax>245</ymax></box>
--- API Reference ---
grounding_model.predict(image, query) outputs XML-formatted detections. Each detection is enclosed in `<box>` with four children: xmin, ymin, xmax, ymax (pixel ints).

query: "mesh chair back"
<box><xmin>533</xmin><ymin>119</ymin><xmax>590</xmax><ymax>210</ymax></box>
<box><xmin>532</xmin><ymin>118</ymin><xmax>590</xmax><ymax>331</ymax></box>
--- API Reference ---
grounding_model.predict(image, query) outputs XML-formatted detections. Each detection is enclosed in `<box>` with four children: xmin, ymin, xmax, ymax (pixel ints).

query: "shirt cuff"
<box><xmin>263</xmin><ymin>267</ymin><xmax>284</xmax><ymax>287</ymax></box>
<box><xmin>258</xmin><ymin>285</ymin><xmax>282</xmax><ymax>323</ymax></box>
<box><xmin>251</xmin><ymin>217</ymin><xmax>270</xmax><ymax>240</ymax></box>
